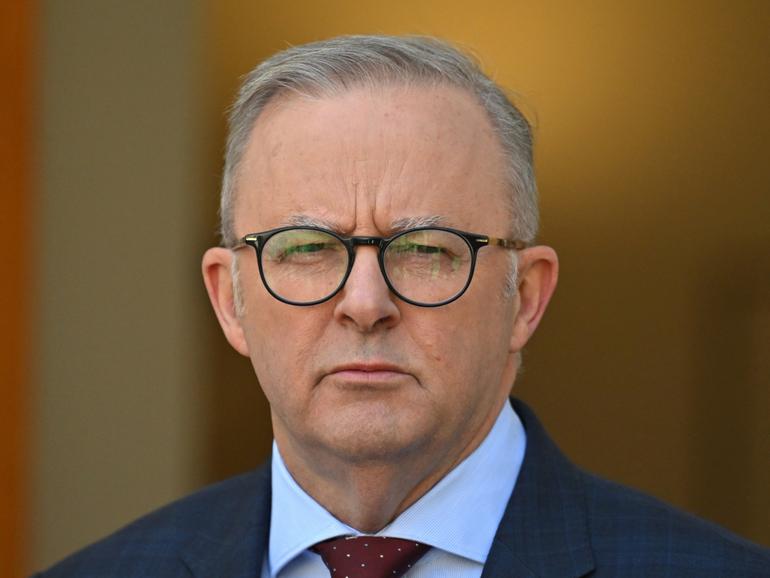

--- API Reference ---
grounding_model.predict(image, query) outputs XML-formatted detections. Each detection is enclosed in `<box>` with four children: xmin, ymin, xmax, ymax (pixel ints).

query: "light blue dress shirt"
<box><xmin>263</xmin><ymin>401</ymin><xmax>526</xmax><ymax>578</ymax></box>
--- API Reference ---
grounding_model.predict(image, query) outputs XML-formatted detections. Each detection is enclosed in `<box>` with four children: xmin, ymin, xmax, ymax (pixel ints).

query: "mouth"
<box><xmin>325</xmin><ymin>362</ymin><xmax>412</xmax><ymax>387</ymax></box>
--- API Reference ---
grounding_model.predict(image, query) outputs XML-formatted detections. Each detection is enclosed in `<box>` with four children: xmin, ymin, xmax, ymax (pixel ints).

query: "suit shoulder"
<box><xmin>580</xmin><ymin>471</ymin><xmax>770</xmax><ymax>576</ymax></box>
<box><xmin>33</xmin><ymin>467</ymin><xmax>269</xmax><ymax>578</ymax></box>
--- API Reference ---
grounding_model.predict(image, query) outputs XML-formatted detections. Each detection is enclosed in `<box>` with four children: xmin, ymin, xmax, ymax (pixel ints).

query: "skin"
<box><xmin>202</xmin><ymin>83</ymin><xmax>558</xmax><ymax>532</ymax></box>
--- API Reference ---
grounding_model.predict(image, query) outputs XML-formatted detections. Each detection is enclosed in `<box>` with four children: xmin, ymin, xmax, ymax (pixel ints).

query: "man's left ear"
<box><xmin>509</xmin><ymin>245</ymin><xmax>559</xmax><ymax>353</ymax></box>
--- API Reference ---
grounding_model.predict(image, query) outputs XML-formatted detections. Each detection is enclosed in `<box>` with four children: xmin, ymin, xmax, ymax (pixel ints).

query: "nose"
<box><xmin>333</xmin><ymin>246</ymin><xmax>401</xmax><ymax>332</ymax></box>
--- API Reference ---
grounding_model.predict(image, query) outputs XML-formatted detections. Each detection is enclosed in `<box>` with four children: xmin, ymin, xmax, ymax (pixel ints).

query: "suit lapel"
<box><xmin>181</xmin><ymin>463</ymin><xmax>272</xmax><ymax>578</ymax></box>
<box><xmin>177</xmin><ymin>399</ymin><xmax>594</xmax><ymax>578</ymax></box>
<box><xmin>481</xmin><ymin>399</ymin><xmax>595</xmax><ymax>578</ymax></box>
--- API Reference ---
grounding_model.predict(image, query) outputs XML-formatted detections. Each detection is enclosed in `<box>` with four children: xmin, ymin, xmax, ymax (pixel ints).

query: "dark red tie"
<box><xmin>312</xmin><ymin>535</ymin><xmax>430</xmax><ymax>578</ymax></box>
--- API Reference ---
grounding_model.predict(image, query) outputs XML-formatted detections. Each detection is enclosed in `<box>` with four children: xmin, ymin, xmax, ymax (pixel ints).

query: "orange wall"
<box><xmin>0</xmin><ymin>1</ymin><xmax>34</xmax><ymax>576</ymax></box>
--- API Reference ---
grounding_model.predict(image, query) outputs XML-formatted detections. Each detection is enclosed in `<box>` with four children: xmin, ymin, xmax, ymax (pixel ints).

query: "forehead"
<box><xmin>234</xmin><ymin>83</ymin><xmax>511</xmax><ymax>234</ymax></box>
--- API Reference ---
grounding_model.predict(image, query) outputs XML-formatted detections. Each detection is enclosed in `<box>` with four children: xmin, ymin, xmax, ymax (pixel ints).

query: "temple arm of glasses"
<box><xmin>229</xmin><ymin>235</ymin><xmax>258</xmax><ymax>251</ymax></box>
<box><xmin>486</xmin><ymin>237</ymin><xmax>527</xmax><ymax>250</ymax></box>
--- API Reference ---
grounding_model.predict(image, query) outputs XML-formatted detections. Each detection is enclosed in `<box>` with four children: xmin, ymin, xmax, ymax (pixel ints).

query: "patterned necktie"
<box><xmin>312</xmin><ymin>535</ymin><xmax>430</xmax><ymax>578</ymax></box>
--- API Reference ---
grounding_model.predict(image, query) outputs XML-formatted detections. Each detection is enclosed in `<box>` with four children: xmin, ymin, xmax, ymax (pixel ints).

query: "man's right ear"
<box><xmin>202</xmin><ymin>247</ymin><xmax>250</xmax><ymax>356</ymax></box>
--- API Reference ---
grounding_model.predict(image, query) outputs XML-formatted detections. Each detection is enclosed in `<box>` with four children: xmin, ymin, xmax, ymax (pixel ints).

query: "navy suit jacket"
<box><xmin>36</xmin><ymin>399</ymin><xmax>770</xmax><ymax>577</ymax></box>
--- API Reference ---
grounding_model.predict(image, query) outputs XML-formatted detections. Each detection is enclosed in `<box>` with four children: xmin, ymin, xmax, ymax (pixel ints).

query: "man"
<box><xmin>36</xmin><ymin>35</ymin><xmax>769</xmax><ymax>578</ymax></box>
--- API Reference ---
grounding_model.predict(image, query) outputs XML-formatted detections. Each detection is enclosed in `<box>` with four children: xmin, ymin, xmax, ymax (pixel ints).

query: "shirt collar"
<box><xmin>267</xmin><ymin>400</ymin><xmax>526</xmax><ymax>576</ymax></box>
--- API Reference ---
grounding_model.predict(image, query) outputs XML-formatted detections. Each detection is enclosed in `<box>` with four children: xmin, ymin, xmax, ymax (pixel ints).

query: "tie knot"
<box><xmin>312</xmin><ymin>535</ymin><xmax>429</xmax><ymax>578</ymax></box>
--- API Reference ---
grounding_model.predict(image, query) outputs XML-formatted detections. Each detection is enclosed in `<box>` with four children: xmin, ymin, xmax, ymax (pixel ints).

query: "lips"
<box><xmin>330</xmin><ymin>362</ymin><xmax>405</xmax><ymax>374</ymax></box>
<box><xmin>326</xmin><ymin>362</ymin><xmax>411</xmax><ymax>386</ymax></box>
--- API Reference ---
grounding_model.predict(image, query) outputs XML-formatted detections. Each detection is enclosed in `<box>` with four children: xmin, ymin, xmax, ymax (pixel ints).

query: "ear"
<box><xmin>202</xmin><ymin>247</ymin><xmax>250</xmax><ymax>356</ymax></box>
<box><xmin>509</xmin><ymin>245</ymin><xmax>559</xmax><ymax>353</ymax></box>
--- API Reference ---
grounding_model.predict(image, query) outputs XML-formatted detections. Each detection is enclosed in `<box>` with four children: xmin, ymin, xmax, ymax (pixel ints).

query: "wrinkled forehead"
<box><xmin>233</xmin><ymin>83</ymin><xmax>512</xmax><ymax>235</ymax></box>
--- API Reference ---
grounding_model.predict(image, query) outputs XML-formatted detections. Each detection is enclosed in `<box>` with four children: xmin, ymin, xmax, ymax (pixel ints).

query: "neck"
<box><xmin>274</xmin><ymin>398</ymin><xmax>505</xmax><ymax>533</ymax></box>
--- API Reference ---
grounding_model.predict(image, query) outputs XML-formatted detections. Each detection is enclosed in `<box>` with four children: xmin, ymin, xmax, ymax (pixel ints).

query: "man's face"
<box><xmin>223</xmin><ymin>84</ymin><xmax>526</xmax><ymax>468</ymax></box>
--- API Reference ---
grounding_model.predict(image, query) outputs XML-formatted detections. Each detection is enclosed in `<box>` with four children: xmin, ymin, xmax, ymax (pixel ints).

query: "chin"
<box><xmin>317</xmin><ymin>405</ymin><xmax>433</xmax><ymax>464</ymax></box>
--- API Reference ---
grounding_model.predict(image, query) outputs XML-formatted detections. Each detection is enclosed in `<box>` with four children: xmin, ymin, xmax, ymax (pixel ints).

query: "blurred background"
<box><xmin>2</xmin><ymin>0</ymin><xmax>768</xmax><ymax>575</ymax></box>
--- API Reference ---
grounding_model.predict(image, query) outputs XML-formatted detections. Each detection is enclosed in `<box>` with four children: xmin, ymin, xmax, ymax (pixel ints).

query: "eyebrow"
<box><xmin>282</xmin><ymin>214</ymin><xmax>341</xmax><ymax>229</ymax></box>
<box><xmin>281</xmin><ymin>214</ymin><xmax>447</xmax><ymax>234</ymax></box>
<box><xmin>390</xmin><ymin>215</ymin><xmax>446</xmax><ymax>232</ymax></box>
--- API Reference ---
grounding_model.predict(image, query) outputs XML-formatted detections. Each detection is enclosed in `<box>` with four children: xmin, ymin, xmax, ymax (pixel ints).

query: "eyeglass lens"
<box><xmin>260</xmin><ymin>228</ymin><xmax>473</xmax><ymax>305</ymax></box>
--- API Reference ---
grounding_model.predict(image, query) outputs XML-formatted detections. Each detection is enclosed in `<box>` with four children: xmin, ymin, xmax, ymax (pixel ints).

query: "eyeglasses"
<box><xmin>230</xmin><ymin>226</ymin><xmax>526</xmax><ymax>307</ymax></box>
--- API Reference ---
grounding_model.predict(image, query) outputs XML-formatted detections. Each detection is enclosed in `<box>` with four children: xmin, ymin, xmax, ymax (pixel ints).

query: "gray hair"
<box><xmin>219</xmin><ymin>35</ymin><xmax>539</xmax><ymax>248</ymax></box>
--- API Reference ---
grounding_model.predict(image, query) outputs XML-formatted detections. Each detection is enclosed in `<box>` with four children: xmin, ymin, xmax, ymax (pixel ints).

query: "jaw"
<box><xmin>270</xmin><ymin>382</ymin><xmax>510</xmax><ymax>532</ymax></box>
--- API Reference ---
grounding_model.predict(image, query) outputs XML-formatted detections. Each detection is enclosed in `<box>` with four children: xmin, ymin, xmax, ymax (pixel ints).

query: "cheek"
<box><xmin>405</xmin><ymin>298</ymin><xmax>514</xmax><ymax>388</ymax></box>
<box><xmin>404</xmin><ymin>315</ymin><xmax>473</xmax><ymax>388</ymax></box>
<box><xmin>411</xmin><ymin>329</ymin><xmax>445</xmax><ymax>364</ymax></box>
<box><xmin>242</xmin><ymin>302</ymin><xmax>325</xmax><ymax>395</ymax></box>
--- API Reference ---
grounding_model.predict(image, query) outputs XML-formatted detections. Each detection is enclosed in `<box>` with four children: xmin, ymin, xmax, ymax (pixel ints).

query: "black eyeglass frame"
<box><xmin>230</xmin><ymin>225</ymin><xmax>527</xmax><ymax>307</ymax></box>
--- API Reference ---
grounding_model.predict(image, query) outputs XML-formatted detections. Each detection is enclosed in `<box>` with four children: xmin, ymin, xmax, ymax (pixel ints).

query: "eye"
<box><xmin>283</xmin><ymin>242</ymin><xmax>330</xmax><ymax>255</ymax></box>
<box><xmin>263</xmin><ymin>229</ymin><xmax>345</xmax><ymax>264</ymax></box>
<box><xmin>390</xmin><ymin>242</ymin><xmax>444</xmax><ymax>255</ymax></box>
<box><xmin>274</xmin><ymin>241</ymin><xmax>340</xmax><ymax>263</ymax></box>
